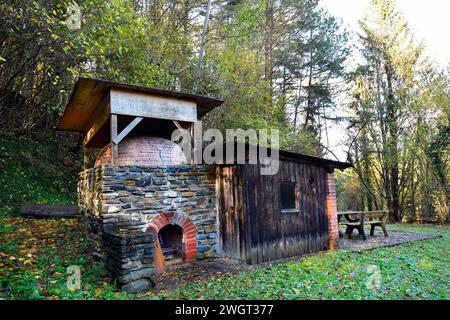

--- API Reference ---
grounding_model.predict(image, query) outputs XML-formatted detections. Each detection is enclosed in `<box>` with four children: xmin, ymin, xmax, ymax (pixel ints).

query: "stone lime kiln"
<box><xmin>57</xmin><ymin>78</ymin><xmax>223</xmax><ymax>293</ymax></box>
<box><xmin>58</xmin><ymin>78</ymin><xmax>351</xmax><ymax>293</ymax></box>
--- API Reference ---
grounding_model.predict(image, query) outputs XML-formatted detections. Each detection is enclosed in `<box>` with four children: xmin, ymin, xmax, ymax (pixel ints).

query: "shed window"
<box><xmin>280</xmin><ymin>182</ymin><xmax>296</xmax><ymax>211</ymax></box>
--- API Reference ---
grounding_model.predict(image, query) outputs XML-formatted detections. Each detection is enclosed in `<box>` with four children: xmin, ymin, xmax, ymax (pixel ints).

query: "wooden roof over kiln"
<box><xmin>57</xmin><ymin>77</ymin><xmax>224</xmax><ymax>132</ymax></box>
<box><xmin>57</xmin><ymin>78</ymin><xmax>224</xmax><ymax>150</ymax></box>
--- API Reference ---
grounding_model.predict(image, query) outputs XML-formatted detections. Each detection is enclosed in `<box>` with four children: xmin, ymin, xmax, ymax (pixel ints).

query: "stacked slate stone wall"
<box><xmin>77</xmin><ymin>164</ymin><xmax>218</xmax><ymax>293</ymax></box>
<box><xmin>102</xmin><ymin>231</ymin><xmax>155</xmax><ymax>293</ymax></box>
<box><xmin>78</xmin><ymin>167</ymin><xmax>104</xmax><ymax>256</ymax></box>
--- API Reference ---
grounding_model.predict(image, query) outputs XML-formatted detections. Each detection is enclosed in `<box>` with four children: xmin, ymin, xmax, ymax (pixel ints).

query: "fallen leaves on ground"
<box><xmin>0</xmin><ymin>215</ymin><xmax>130</xmax><ymax>300</ymax></box>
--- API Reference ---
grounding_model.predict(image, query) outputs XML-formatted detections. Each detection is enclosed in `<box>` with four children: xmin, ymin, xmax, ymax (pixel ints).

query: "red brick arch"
<box><xmin>145</xmin><ymin>212</ymin><xmax>197</xmax><ymax>262</ymax></box>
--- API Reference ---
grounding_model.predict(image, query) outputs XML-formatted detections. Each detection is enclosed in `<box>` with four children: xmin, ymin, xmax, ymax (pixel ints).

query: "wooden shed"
<box><xmin>217</xmin><ymin>144</ymin><xmax>351</xmax><ymax>264</ymax></box>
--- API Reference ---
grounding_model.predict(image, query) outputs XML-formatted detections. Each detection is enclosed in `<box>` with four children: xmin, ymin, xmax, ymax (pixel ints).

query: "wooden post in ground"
<box><xmin>190</xmin><ymin>122</ymin><xmax>195</xmax><ymax>165</ymax></box>
<box><xmin>111</xmin><ymin>114</ymin><xmax>118</xmax><ymax>165</ymax></box>
<box><xmin>83</xmin><ymin>146</ymin><xmax>90</xmax><ymax>170</ymax></box>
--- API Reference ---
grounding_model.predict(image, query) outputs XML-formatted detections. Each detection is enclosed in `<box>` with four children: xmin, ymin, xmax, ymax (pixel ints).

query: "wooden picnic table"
<box><xmin>337</xmin><ymin>210</ymin><xmax>389</xmax><ymax>240</ymax></box>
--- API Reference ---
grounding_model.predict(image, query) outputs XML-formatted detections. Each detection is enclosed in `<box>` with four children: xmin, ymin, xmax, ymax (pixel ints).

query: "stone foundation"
<box><xmin>78</xmin><ymin>164</ymin><xmax>217</xmax><ymax>292</ymax></box>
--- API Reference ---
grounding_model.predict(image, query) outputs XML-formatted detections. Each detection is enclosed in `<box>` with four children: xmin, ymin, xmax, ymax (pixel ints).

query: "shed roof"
<box><xmin>220</xmin><ymin>141</ymin><xmax>352</xmax><ymax>171</ymax></box>
<box><xmin>57</xmin><ymin>77</ymin><xmax>224</xmax><ymax>132</ymax></box>
<box><xmin>277</xmin><ymin>147</ymin><xmax>351</xmax><ymax>170</ymax></box>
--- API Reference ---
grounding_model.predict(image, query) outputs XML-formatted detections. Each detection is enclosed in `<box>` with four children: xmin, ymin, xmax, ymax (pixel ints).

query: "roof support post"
<box><xmin>190</xmin><ymin>123</ymin><xmax>195</xmax><ymax>165</ymax></box>
<box><xmin>110</xmin><ymin>114</ymin><xmax>118</xmax><ymax>165</ymax></box>
<box><xmin>83</xmin><ymin>146</ymin><xmax>91</xmax><ymax>170</ymax></box>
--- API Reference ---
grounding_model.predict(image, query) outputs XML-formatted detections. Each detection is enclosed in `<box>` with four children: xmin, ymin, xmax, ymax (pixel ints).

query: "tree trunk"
<box><xmin>193</xmin><ymin>0</ymin><xmax>212</xmax><ymax>92</ymax></box>
<box><xmin>264</xmin><ymin>0</ymin><xmax>274</xmax><ymax>96</ymax></box>
<box><xmin>304</xmin><ymin>28</ymin><xmax>314</xmax><ymax>130</ymax></box>
<box><xmin>385</xmin><ymin>63</ymin><xmax>400</xmax><ymax>222</ymax></box>
<box><xmin>361</xmin><ymin>129</ymin><xmax>373</xmax><ymax>211</ymax></box>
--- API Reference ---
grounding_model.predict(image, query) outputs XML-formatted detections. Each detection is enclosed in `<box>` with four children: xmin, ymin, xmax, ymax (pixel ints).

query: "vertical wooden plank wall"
<box><xmin>218</xmin><ymin>160</ymin><xmax>330</xmax><ymax>264</ymax></box>
<box><xmin>217</xmin><ymin>166</ymin><xmax>248</xmax><ymax>261</ymax></box>
<box><xmin>244</xmin><ymin>161</ymin><xmax>330</xmax><ymax>263</ymax></box>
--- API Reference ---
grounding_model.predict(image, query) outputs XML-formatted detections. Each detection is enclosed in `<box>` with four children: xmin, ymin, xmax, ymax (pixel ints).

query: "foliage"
<box><xmin>204</xmin><ymin>0</ymin><xmax>349</xmax><ymax>155</ymax></box>
<box><xmin>0</xmin><ymin>0</ymin><xmax>81</xmax><ymax>134</ymax></box>
<box><xmin>0</xmin><ymin>0</ymin><xmax>199</xmax><ymax>134</ymax></box>
<box><xmin>346</xmin><ymin>0</ymin><xmax>450</xmax><ymax>222</ymax></box>
<box><xmin>0</xmin><ymin>0</ymin><xmax>349</xmax><ymax>157</ymax></box>
<box><xmin>334</xmin><ymin>169</ymin><xmax>364</xmax><ymax>211</ymax></box>
<box><xmin>0</xmin><ymin>133</ymin><xmax>80</xmax><ymax>212</ymax></box>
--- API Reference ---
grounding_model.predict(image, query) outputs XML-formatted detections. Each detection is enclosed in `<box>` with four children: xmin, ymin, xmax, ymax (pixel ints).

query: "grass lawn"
<box><xmin>0</xmin><ymin>214</ymin><xmax>448</xmax><ymax>300</ymax></box>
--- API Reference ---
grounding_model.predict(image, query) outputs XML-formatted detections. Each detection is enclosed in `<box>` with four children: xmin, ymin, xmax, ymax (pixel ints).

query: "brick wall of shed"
<box><xmin>325</xmin><ymin>173</ymin><xmax>339</xmax><ymax>249</ymax></box>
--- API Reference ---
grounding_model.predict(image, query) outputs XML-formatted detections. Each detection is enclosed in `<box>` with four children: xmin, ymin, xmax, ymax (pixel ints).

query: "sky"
<box><xmin>319</xmin><ymin>0</ymin><xmax>450</xmax><ymax>161</ymax></box>
<box><xmin>322</xmin><ymin>0</ymin><xmax>450</xmax><ymax>67</ymax></box>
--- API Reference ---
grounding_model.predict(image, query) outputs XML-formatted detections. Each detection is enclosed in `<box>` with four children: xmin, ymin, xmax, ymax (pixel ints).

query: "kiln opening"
<box><xmin>158</xmin><ymin>224</ymin><xmax>184</xmax><ymax>265</ymax></box>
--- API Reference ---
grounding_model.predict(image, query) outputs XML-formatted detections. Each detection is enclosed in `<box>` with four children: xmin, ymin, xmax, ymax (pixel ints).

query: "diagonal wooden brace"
<box><xmin>172</xmin><ymin>120</ymin><xmax>195</xmax><ymax>164</ymax></box>
<box><xmin>112</xmin><ymin>116</ymin><xmax>143</xmax><ymax>145</ymax></box>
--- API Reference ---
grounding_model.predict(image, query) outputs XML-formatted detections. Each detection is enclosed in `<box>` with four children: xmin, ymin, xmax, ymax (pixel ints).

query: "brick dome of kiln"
<box><xmin>95</xmin><ymin>135</ymin><xmax>188</xmax><ymax>166</ymax></box>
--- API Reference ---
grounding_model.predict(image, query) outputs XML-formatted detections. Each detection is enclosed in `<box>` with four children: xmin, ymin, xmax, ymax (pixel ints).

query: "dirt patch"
<box><xmin>153</xmin><ymin>257</ymin><xmax>251</xmax><ymax>293</ymax></box>
<box><xmin>336</xmin><ymin>227</ymin><xmax>439</xmax><ymax>252</ymax></box>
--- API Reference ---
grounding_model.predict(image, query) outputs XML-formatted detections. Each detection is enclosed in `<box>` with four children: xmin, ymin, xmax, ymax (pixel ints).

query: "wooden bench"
<box><xmin>339</xmin><ymin>210</ymin><xmax>389</xmax><ymax>240</ymax></box>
